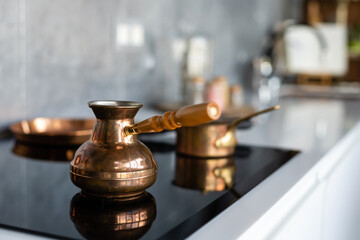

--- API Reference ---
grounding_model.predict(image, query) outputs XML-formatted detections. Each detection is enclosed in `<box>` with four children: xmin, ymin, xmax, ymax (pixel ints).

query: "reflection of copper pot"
<box><xmin>70</xmin><ymin>192</ymin><xmax>156</xmax><ymax>240</ymax></box>
<box><xmin>174</xmin><ymin>154</ymin><xmax>235</xmax><ymax>193</ymax></box>
<box><xmin>176</xmin><ymin>105</ymin><xmax>279</xmax><ymax>157</ymax></box>
<box><xmin>70</xmin><ymin>101</ymin><xmax>220</xmax><ymax>198</ymax></box>
<box><xmin>12</xmin><ymin>141</ymin><xmax>77</xmax><ymax>161</ymax></box>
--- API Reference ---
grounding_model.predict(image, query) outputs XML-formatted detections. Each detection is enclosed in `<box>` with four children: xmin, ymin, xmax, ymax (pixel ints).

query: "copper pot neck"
<box><xmin>88</xmin><ymin>101</ymin><xmax>142</xmax><ymax>144</ymax></box>
<box><xmin>91</xmin><ymin>119</ymin><xmax>137</xmax><ymax>145</ymax></box>
<box><xmin>88</xmin><ymin>100</ymin><xmax>142</xmax><ymax>120</ymax></box>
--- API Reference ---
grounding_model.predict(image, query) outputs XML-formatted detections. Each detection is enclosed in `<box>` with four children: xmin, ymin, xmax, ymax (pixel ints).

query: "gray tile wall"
<box><xmin>0</xmin><ymin>0</ymin><xmax>302</xmax><ymax>127</ymax></box>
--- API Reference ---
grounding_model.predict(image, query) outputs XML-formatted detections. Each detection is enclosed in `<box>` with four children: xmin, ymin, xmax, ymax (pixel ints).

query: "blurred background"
<box><xmin>1</xmin><ymin>0</ymin><xmax>359</xmax><ymax>129</ymax></box>
<box><xmin>1</xmin><ymin>2</ymin><xmax>360</xmax><ymax>239</ymax></box>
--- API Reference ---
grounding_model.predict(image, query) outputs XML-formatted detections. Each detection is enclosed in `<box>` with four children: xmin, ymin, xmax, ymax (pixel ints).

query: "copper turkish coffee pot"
<box><xmin>176</xmin><ymin>105</ymin><xmax>280</xmax><ymax>157</ymax></box>
<box><xmin>70</xmin><ymin>100</ymin><xmax>221</xmax><ymax>198</ymax></box>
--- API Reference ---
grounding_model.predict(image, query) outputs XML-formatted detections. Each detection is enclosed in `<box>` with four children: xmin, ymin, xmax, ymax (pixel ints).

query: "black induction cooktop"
<box><xmin>0</xmin><ymin>138</ymin><xmax>298</xmax><ymax>239</ymax></box>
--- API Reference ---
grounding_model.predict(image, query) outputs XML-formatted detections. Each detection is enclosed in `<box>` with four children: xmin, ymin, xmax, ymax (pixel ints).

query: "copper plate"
<box><xmin>10</xmin><ymin>118</ymin><xmax>95</xmax><ymax>145</ymax></box>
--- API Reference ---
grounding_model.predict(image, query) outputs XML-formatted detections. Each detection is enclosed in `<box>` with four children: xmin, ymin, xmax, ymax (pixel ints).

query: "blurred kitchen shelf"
<box><xmin>281</xmin><ymin>83</ymin><xmax>360</xmax><ymax>100</ymax></box>
<box><xmin>303</xmin><ymin>0</ymin><xmax>360</xmax><ymax>83</ymax></box>
<box><xmin>348</xmin><ymin>52</ymin><xmax>360</xmax><ymax>59</ymax></box>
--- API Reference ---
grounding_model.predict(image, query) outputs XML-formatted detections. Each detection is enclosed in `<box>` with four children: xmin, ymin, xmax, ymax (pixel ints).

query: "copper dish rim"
<box><xmin>10</xmin><ymin>117</ymin><xmax>95</xmax><ymax>146</ymax></box>
<box><xmin>88</xmin><ymin>100</ymin><xmax>143</xmax><ymax>108</ymax></box>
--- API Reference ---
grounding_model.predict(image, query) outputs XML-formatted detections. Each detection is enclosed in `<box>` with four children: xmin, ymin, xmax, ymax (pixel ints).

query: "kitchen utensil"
<box><xmin>70</xmin><ymin>192</ymin><xmax>156</xmax><ymax>240</ymax></box>
<box><xmin>70</xmin><ymin>100</ymin><xmax>221</xmax><ymax>198</ymax></box>
<box><xmin>10</xmin><ymin>118</ymin><xmax>95</xmax><ymax>145</ymax></box>
<box><xmin>174</xmin><ymin>154</ymin><xmax>235</xmax><ymax>193</ymax></box>
<box><xmin>176</xmin><ymin>105</ymin><xmax>280</xmax><ymax>157</ymax></box>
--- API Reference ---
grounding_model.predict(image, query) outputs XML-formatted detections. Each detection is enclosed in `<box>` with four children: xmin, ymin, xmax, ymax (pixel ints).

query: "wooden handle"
<box><xmin>124</xmin><ymin>102</ymin><xmax>221</xmax><ymax>136</ymax></box>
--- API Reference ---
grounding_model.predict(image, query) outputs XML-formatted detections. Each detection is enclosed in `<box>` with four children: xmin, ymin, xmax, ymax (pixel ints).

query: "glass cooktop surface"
<box><xmin>0</xmin><ymin>137</ymin><xmax>298</xmax><ymax>239</ymax></box>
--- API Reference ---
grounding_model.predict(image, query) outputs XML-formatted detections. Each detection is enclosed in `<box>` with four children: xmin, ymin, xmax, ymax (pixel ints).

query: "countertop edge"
<box><xmin>188</xmin><ymin>120</ymin><xmax>360</xmax><ymax>240</ymax></box>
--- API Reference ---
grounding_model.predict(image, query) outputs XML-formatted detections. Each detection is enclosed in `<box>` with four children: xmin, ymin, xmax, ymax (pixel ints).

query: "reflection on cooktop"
<box><xmin>0</xmin><ymin>139</ymin><xmax>298</xmax><ymax>239</ymax></box>
<box><xmin>174</xmin><ymin>154</ymin><xmax>236</xmax><ymax>193</ymax></box>
<box><xmin>12</xmin><ymin>140</ymin><xmax>78</xmax><ymax>162</ymax></box>
<box><xmin>70</xmin><ymin>192</ymin><xmax>156</xmax><ymax>240</ymax></box>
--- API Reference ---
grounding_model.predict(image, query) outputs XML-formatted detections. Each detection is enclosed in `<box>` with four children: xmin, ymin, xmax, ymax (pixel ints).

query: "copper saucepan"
<box><xmin>176</xmin><ymin>105</ymin><xmax>280</xmax><ymax>158</ymax></box>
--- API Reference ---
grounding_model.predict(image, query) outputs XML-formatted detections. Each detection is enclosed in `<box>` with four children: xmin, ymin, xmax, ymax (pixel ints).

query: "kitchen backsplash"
<box><xmin>0</xmin><ymin>0</ymin><xmax>302</xmax><ymax>129</ymax></box>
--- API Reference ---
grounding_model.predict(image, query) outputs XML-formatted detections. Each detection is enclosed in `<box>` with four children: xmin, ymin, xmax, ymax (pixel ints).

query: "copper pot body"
<box><xmin>70</xmin><ymin>101</ymin><xmax>157</xmax><ymax>198</ymax></box>
<box><xmin>174</xmin><ymin>154</ymin><xmax>235</xmax><ymax>192</ymax></box>
<box><xmin>176</xmin><ymin>121</ymin><xmax>235</xmax><ymax>158</ymax></box>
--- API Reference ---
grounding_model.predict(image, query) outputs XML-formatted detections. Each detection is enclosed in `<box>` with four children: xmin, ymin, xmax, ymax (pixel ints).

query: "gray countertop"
<box><xmin>189</xmin><ymin>95</ymin><xmax>360</xmax><ymax>239</ymax></box>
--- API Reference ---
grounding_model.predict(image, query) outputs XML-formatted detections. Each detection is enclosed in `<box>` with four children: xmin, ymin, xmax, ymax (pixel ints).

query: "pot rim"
<box><xmin>88</xmin><ymin>100</ymin><xmax>143</xmax><ymax>109</ymax></box>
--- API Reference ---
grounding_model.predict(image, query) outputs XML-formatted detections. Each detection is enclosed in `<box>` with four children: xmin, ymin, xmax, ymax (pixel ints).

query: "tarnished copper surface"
<box><xmin>176</xmin><ymin>105</ymin><xmax>280</xmax><ymax>157</ymax></box>
<box><xmin>70</xmin><ymin>101</ymin><xmax>158</xmax><ymax>198</ymax></box>
<box><xmin>70</xmin><ymin>192</ymin><xmax>156</xmax><ymax>240</ymax></box>
<box><xmin>10</xmin><ymin>118</ymin><xmax>94</xmax><ymax>145</ymax></box>
<box><xmin>174</xmin><ymin>154</ymin><xmax>235</xmax><ymax>193</ymax></box>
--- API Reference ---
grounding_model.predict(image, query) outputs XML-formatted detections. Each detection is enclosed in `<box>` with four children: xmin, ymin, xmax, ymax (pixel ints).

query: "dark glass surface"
<box><xmin>0</xmin><ymin>138</ymin><xmax>298</xmax><ymax>239</ymax></box>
